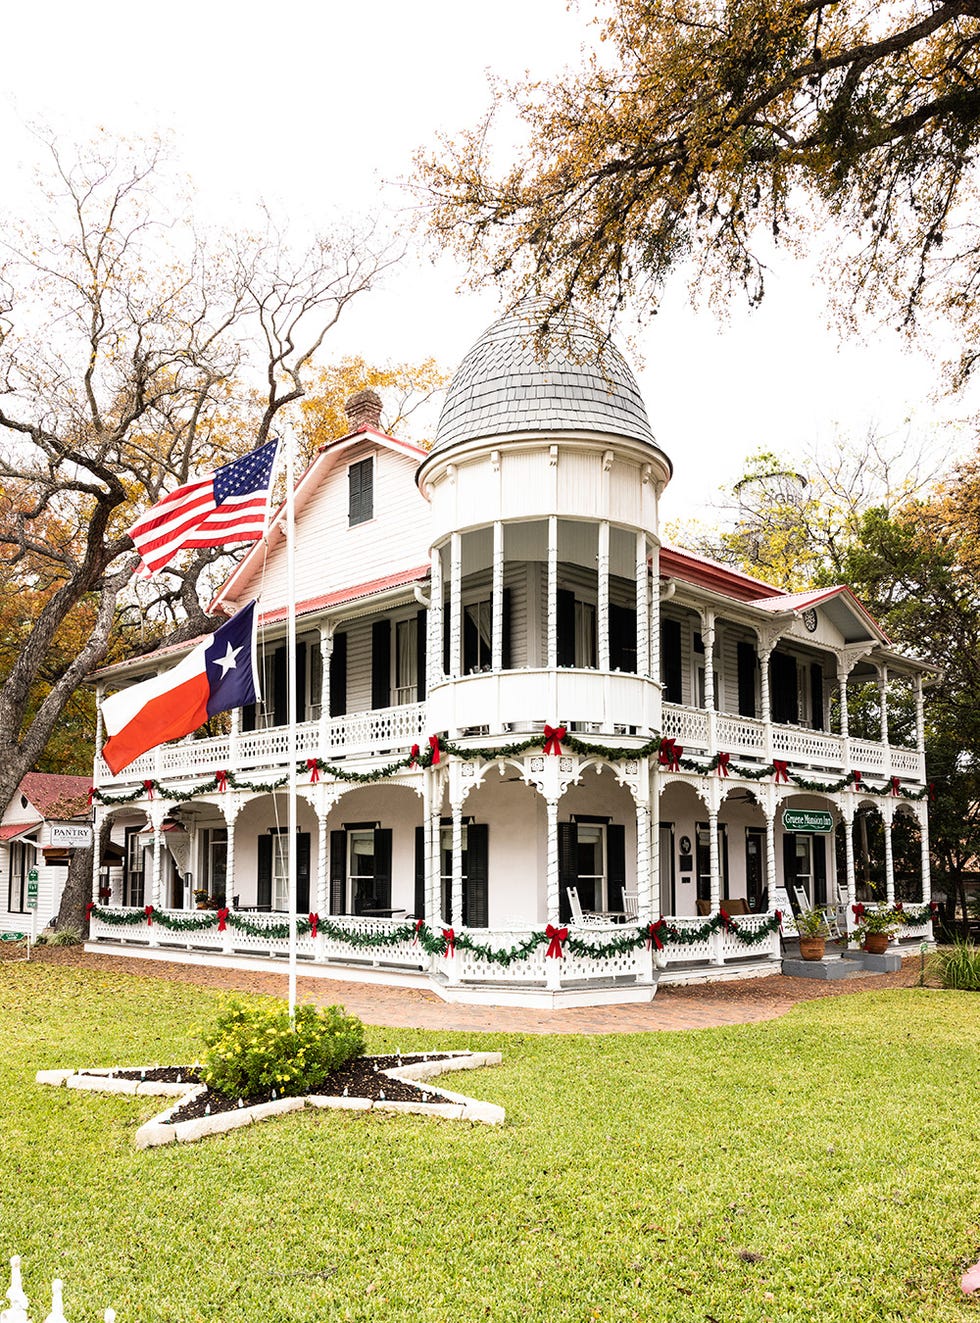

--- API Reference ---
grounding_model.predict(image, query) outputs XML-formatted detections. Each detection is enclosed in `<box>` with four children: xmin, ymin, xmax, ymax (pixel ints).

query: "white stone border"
<box><xmin>37</xmin><ymin>1052</ymin><xmax>504</xmax><ymax>1147</ymax></box>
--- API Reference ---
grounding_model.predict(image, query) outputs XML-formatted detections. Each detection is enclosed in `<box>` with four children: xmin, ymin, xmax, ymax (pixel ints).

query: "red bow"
<box><xmin>893</xmin><ymin>901</ymin><xmax>903</xmax><ymax>913</ymax></box>
<box><xmin>429</xmin><ymin>735</ymin><xmax>441</xmax><ymax>765</ymax></box>
<box><xmin>217</xmin><ymin>907</ymin><xmax>230</xmax><ymax>931</ymax></box>
<box><xmin>851</xmin><ymin>769</ymin><xmax>862</xmax><ymax>785</ymax></box>
<box><xmin>719</xmin><ymin>907</ymin><xmax>732</xmax><ymax>932</ymax></box>
<box><xmin>543</xmin><ymin>724</ymin><xmax>566</xmax><ymax>756</ymax></box>
<box><xmin>308</xmin><ymin>912</ymin><xmax>319</xmax><ymax>938</ymax></box>
<box><xmin>409</xmin><ymin>743</ymin><xmax>420</xmax><ymax>768</ymax></box>
<box><xmin>412</xmin><ymin>917</ymin><xmax>424</xmax><ymax>945</ymax></box>
<box><xmin>852</xmin><ymin>902</ymin><xmax>866</xmax><ymax>921</ymax></box>
<box><xmin>143</xmin><ymin>780</ymin><xmax>155</xmax><ymax>800</ymax></box>
<box><xmin>716</xmin><ymin>752</ymin><xmax>731</xmax><ymax>777</ymax></box>
<box><xmin>144</xmin><ymin>905</ymin><xmax>154</xmax><ymax>925</ymax></box>
<box><xmin>307</xmin><ymin>759</ymin><xmax>320</xmax><ymax>783</ymax></box>
<box><xmin>658</xmin><ymin>738</ymin><xmax>682</xmax><ymax>772</ymax></box>
<box><xmin>890</xmin><ymin>776</ymin><xmax>901</xmax><ymax>796</ymax></box>
<box><xmin>85</xmin><ymin>901</ymin><xmax>95</xmax><ymax>920</ymax></box>
<box><xmin>929</xmin><ymin>901</ymin><xmax>939</xmax><ymax>920</ymax></box>
<box><xmin>87</xmin><ymin>785</ymin><xmax>95</xmax><ymax>806</ymax></box>
<box><xmin>441</xmin><ymin>927</ymin><xmax>455</xmax><ymax>956</ymax></box>
<box><xmin>216</xmin><ymin>769</ymin><xmax>228</xmax><ymax>792</ymax></box>
<box><xmin>774</xmin><ymin>908</ymin><xmax>783</xmax><ymax>933</ymax></box>
<box><xmin>545</xmin><ymin>923</ymin><xmax>568</xmax><ymax>958</ymax></box>
<box><xmin>647</xmin><ymin>919</ymin><xmax>667</xmax><ymax>951</ymax></box>
<box><xmin>773</xmin><ymin>760</ymin><xmax>789</xmax><ymax>783</ymax></box>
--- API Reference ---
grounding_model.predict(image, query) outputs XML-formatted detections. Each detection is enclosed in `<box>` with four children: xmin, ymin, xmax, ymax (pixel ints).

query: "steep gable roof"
<box><xmin>9</xmin><ymin>773</ymin><xmax>92</xmax><ymax>822</ymax></box>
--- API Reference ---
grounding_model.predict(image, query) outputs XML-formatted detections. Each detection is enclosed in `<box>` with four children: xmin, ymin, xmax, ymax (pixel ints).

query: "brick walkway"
<box><xmin>10</xmin><ymin>945</ymin><xmax>922</xmax><ymax>1034</ymax></box>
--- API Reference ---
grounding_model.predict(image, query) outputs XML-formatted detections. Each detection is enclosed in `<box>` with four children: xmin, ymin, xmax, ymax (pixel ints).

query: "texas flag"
<box><xmin>101</xmin><ymin>602</ymin><xmax>261</xmax><ymax>775</ymax></box>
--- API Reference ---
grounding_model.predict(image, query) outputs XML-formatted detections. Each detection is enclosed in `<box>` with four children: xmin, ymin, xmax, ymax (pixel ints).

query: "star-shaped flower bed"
<box><xmin>37</xmin><ymin>1051</ymin><xmax>503</xmax><ymax>1147</ymax></box>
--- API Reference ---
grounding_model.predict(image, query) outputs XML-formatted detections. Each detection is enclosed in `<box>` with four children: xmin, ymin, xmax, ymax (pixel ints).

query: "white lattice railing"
<box><xmin>95</xmin><ymin>703</ymin><xmax>427</xmax><ymax>788</ymax></box>
<box><xmin>661</xmin><ymin>704</ymin><xmax>710</xmax><ymax>751</ymax></box>
<box><xmin>715</xmin><ymin>713</ymin><xmax>767</xmax><ymax>758</ymax></box>
<box><xmin>660</xmin><ymin>916</ymin><xmax>716</xmax><ymax>965</ymax></box>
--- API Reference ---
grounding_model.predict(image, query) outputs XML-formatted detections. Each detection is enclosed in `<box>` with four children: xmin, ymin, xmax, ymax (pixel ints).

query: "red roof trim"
<box><xmin>318</xmin><ymin>425</ymin><xmax>427</xmax><ymax>459</ymax></box>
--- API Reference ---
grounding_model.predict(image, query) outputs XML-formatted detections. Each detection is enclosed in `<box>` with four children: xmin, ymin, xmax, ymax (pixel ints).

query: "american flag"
<box><xmin>129</xmin><ymin>439</ymin><xmax>280</xmax><ymax>577</ymax></box>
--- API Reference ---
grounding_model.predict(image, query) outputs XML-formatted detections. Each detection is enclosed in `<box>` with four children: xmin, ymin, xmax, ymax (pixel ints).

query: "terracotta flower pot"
<box><xmin>799</xmin><ymin>936</ymin><xmax>826</xmax><ymax>961</ymax></box>
<box><xmin>863</xmin><ymin>932</ymin><xmax>891</xmax><ymax>955</ymax></box>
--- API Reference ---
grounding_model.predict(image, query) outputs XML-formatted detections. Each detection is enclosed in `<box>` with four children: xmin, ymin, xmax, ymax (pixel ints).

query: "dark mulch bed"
<box><xmin>107</xmin><ymin>1055</ymin><xmax>459</xmax><ymax>1123</ymax></box>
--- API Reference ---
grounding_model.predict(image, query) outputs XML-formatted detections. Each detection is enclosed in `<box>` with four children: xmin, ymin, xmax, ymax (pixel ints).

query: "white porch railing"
<box><xmin>663</xmin><ymin>703</ymin><xmax>922</xmax><ymax>782</ymax></box>
<box><xmin>95</xmin><ymin>702</ymin><xmax>427</xmax><ymax>788</ymax></box>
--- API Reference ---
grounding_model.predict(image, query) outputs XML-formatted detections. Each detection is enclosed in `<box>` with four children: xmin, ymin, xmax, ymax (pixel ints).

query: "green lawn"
<box><xmin>0</xmin><ymin>964</ymin><xmax>977</xmax><ymax>1323</ymax></box>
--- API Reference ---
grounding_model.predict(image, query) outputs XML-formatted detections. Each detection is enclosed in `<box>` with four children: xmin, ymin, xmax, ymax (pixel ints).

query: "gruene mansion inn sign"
<box><xmin>782</xmin><ymin>809</ymin><xmax>834</xmax><ymax>834</ymax></box>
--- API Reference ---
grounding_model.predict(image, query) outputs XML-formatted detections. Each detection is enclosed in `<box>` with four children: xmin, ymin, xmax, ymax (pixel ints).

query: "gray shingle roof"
<box><xmin>432</xmin><ymin>303</ymin><xmax>657</xmax><ymax>453</ymax></box>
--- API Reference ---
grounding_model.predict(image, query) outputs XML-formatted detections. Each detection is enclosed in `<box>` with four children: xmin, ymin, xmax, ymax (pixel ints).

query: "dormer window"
<box><xmin>348</xmin><ymin>457</ymin><xmax>373</xmax><ymax>526</ymax></box>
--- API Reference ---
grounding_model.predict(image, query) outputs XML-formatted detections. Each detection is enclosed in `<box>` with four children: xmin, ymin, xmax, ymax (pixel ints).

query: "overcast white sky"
<box><xmin>2</xmin><ymin>0</ymin><xmax>974</xmax><ymax>526</ymax></box>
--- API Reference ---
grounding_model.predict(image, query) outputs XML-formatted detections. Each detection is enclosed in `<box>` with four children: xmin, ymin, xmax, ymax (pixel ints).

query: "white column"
<box><xmin>759</xmin><ymin>643</ymin><xmax>774</xmax><ymax>761</ymax></box>
<box><xmin>648</xmin><ymin>764</ymin><xmax>660</xmax><ymax>918</ymax></box>
<box><xmin>919</xmin><ymin>808</ymin><xmax>932</xmax><ymax>909</ymax></box>
<box><xmin>650</xmin><ymin>547</ymin><xmax>662</xmax><ymax>685</ymax></box>
<box><xmin>702</xmin><ymin>610</ymin><xmax>716</xmax><ymax>755</ymax></box>
<box><xmin>547</xmin><ymin>516</ymin><xmax>558</xmax><ymax>670</ymax></box>
<box><xmin>94</xmin><ymin>685</ymin><xmax>104</xmax><ymax>788</ymax></box>
<box><xmin>225</xmin><ymin>808</ymin><xmax>237</xmax><ymax>908</ymax></box>
<box><xmin>318</xmin><ymin>626</ymin><xmax>334</xmax><ymax>752</ymax></box>
<box><xmin>597</xmin><ymin>520</ymin><xmax>610</xmax><ymax>672</ymax></box>
<box><xmin>842</xmin><ymin>804</ymin><xmax>856</xmax><ymax>916</ymax></box>
<box><xmin>635</xmin><ymin>802</ymin><xmax>651</xmax><ymax>923</ymax></box>
<box><xmin>450</xmin><ymin>806</ymin><xmax>463</xmax><ymax>930</ymax></box>
<box><xmin>316</xmin><ymin>810</ymin><xmax>329</xmax><ymax>915</ymax></box>
<box><xmin>427</xmin><ymin>796</ymin><xmax>442</xmax><ymax>926</ymax></box>
<box><xmin>708</xmin><ymin>807</ymin><xmax>721</xmax><ymax>913</ymax></box>
<box><xmin>914</xmin><ymin>675</ymin><xmax>927</xmax><ymax>782</ymax></box>
<box><xmin>878</xmin><ymin>664</ymin><xmax>890</xmax><ymax>748</ymax></box>
<box><xmin>764</xmin><ymin>809</ymin><xmax>777</xmax><ymax>912</ymax></box>
<box><xmin>90</xmin><ymin>806</ymin><xmax>101</xmax><ymax>905</ymax></box>
<box><xmin>449</xmin><ymin>533</ymin><xmax>462</xmax><ymax>679</ymax></box>
<box><xmin>883</xmin><ymin>805</ymin><xmax>895</xmax><ymax>907</ymax></box>
<box><xmin>546</xmin><ymin>797</ymin><xmax>560</xmax><ymax>922</ymax></box>
<box><xmin>428</xmin><ymin>545</ymin><xmax>444</xmax><ymax>691</ymax></box>
<box><xmin>636</xmin><ymin>533</ymin><xmax>650</xmax><ymax>679</ymax></box>
<box><xmin>491</xmin><ymin>520</ymin><xmax>504</xmax><ymax>672</ymax></box>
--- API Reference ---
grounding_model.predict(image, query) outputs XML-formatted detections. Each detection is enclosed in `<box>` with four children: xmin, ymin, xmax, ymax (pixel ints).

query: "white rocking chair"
<box><xmin>621</xmin><ymin>890</ymin><xmax>639</xmax><ymax>922</ymax></box>
<box><xmin>566</xmin><ymin>885</ymin><xmax>605</xmax><ymax>927</ymax></box>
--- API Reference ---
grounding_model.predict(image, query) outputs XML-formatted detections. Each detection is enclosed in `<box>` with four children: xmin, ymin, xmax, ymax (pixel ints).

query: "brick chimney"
<box><xmin>344</xmin><ymin>389</ymin><xmax>383</xmax><ymax>433</ymax></box>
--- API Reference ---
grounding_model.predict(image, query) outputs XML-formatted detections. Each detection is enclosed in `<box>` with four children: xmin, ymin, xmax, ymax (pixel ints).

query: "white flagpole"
<box><xmin>285</xmin><ymin>427</ymin><xmax>298</xmax><ymax>1020</ymax></box>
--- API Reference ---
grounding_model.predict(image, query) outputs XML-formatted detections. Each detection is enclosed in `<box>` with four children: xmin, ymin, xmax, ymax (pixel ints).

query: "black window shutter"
<box><xmin>558</xmin><ymin>822</ymin><xmax>577</xmax><ymax>923</ymax></box>
<box><xmin>242</xmin><ymin>700</ymin><xmax>256</xmax><ymax>732</ymax></box>
<box><xmin>464</xmin><ymin>823</ymin><xmax>489</xmax><ymax>928</ymax></box>
<box><xmin>329</xmin><ymin>632</ymin><xmax>347</xmax><ymax>717</ymax></box>
<box><xmin>257</xmin><ymin>835</ymin><xmax>272</xmax><ymax>910</ymax></box>
<box><xmin>813</xmin><ymin>836</ymin><xmax>827</xmax><ymax>908</ymax></box>
<box><xmin>609</xmin><ymin>604</ymin><xmax>637</xmax><ymax>673</ymax></box>
<box><xmin>442</xmin><ymin>603</ymin><xmax>452</xmax><ymax>677</ymax></box>
<box><xmin>783</xmin><ymin>833</ymin><xmax>800</xmax><ymax>906</ymax></box>
<box><xmin>371</xmin><ymin>619</ymin><xmax>391</xmax><ymax>709</ymax></box>
<box><xmin>556</xmin><ymin>588</ymin><xmax>576</xmax><ymax>667</ymax></box>
<box><xmin>414</xmin><ymin>825</ymin><xmax>425</xmax><ymax>918</ymax></box>
<box><xmin>349</xmin><ymin>459</ymin><xmax>373</xmax><ymax>525</ymax></box>
<box><xmin>295</xmin><ymin>643</ymin><xmax>307</xmax><ymax>724</ymax></box>
<box><xmin>737</xmin><ymin>641</ymin><xmax>757</xmax><ymax>718</ymax></box>
<box><xmin>329</xmin><ymin>831</ymin><xmax>347</xmax><ymax>913</ymax></box>
<box><xmin>771</xmin><ymin>651</ymin><xmax>798</xmax><ymax>724</ymax></box>
<box><xmin>297</xmin><ymin>832</ymin><xmax>311</xmax><ymax>914</ymax></box>
<box><xmin>810</xmin><ymin>662</ymin><xmax>824</xmax><ymax>730</ymax></box>
<box><xmin>606</xmin><ymin>824</ymin><xmax>626</xmax><ymax>912</ymax></box>
<box><xmin>721</xmin><ymin>827</ymin><xmax>730</xmax><ymax>900</ymax></box>
<box><xmin>501</xmin><ymin>587</ymin><xmax>513</xmax><ymax>669</ymax></box>
<box><xmin>415</xmin><ymin>609</ymin><xmax>427</xmax><ymax>701</ymax></box>
<box><xmin>661</xmin><ymin>619</ymin><xmax>682</xmax><ymax>703</ymax></box>
<box><xmin>374</xmin><ymin>828</ymin><xmax>392</xmax><ymax>909</ymax></box>
<box><xmin>463</xmin><ymin>606</ymin><xmax>478</xmax><ymax>674</ymax></box>
<box><xmin>272</xmin><ymin>645</ymin><xmax>288</xmax><ymax>726</ymax></box>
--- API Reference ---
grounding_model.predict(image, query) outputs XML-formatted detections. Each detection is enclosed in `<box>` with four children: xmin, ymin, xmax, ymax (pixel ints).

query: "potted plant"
<box><xmin>795</xmin><ymin>907</ymin><xmax>829</xmax><ymax>960</ymax></box>
<box><xmin>193</xmin><ymin>888</ymin><xmax>211</xmax><ymax>910</ymax></box>
<box><xmin>853</xmin><ymin>906</ymin><xmax>905</xmax><ymax>954</ymax></box>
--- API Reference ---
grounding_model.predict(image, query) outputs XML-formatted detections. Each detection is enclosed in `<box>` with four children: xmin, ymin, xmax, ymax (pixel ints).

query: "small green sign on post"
<box><xmin>782</xmin><ymin>809</ymin><xmax>834</xmax><ymax>834</ymax></box>
<box><xmin>26</xmin><ymin>869</ymin><xmax>39</xmax><ymax>910</ymax></box>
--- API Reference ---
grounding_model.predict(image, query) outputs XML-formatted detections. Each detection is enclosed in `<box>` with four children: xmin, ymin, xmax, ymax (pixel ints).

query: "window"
<box><xmin>437</xmin><ymin>822</ymin><xmax>489</xmax><ymax>927</ymax></box>
<box><xmin>463</xmin><ymin>600</ymin><xmax>492</xmax><ymax>673</ymax></box>
<box><xmin>559</xmin><ymin>820</ymin><xmax>626</xmax><ymax>922</ymax></box>
<box><xmin>7</xmin><ymin>841</ymin><xmax>30</xmax><ymax>913</ymax></box>
<box><xmin>201</xmin><ymin>828</ymin><xmax>228</xmax><ymax>904</ymax></box>
<box><xmin>124</xmin><ymin>827</ymin><xmax>145</xmax><ymax>907</ymax></box>
<box><xmin>395</xmin><ymin>617</ymin><xmax>419</xmax><ymax>702</ymax></box>
<box><xmin>348</xmin><ymin>458</ymin><xmax>373</xmax><ymax>526</ymax></box>
<box><xmin>329</xmin><ymin>827</ymin><xmax>392</xmax><ymax>915</ymax></box>
<box><xmin>695</xmin><ymin>822</ymin><xmax>729</xmax><ymax>903</ymax></box>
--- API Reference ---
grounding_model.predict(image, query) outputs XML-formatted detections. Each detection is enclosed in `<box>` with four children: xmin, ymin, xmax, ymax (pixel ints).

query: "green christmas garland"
<box><xmin>86</xmin><ymin>906</ymin><xmax>783</xmax><ymax>961</ymax></box>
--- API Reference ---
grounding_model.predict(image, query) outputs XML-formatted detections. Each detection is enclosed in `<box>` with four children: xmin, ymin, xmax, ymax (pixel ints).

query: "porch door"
<box><xmin>745</xmin><ymin>828</ymin><xmax>766</xmax><ymax>911</ymax></box>
<box><xmin>659</xmin><ymin>823</ymin><xmax>675</xmax><ymax>914</ymax></box>
<box><xmin>329</xmin><ymin>827</ymin><xmax>391</xmax><ymax>915</ymax></box>
<box><xmin>7</xmin><ymin>841</ymin><xmax>28</xmax><ymax>913</ymax></box>
<box><xmin>124</xmin><ymin>827</ymin><xmax>145</xmax><ymax>907</ymax></box>
<box><xmin>782</xmin><ymin>833</ymin><xmax>826</xmax><ymax>909</ymax></box>
<box><xmin>558</xmin><ymin>821</ymin><xmax>625</xmax><ymax>921</ymax></box>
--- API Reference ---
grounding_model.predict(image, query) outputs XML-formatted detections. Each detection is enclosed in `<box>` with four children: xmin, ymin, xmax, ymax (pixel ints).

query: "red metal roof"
<box><xmin>260</xmin><ymin>564</ymin><xmax>431</xmax><ymax>626</ymax></box>
<box><xmin>659</xmin><ymin>545</ymin><xmax>782</xmax><ymax>602</ymax></box>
